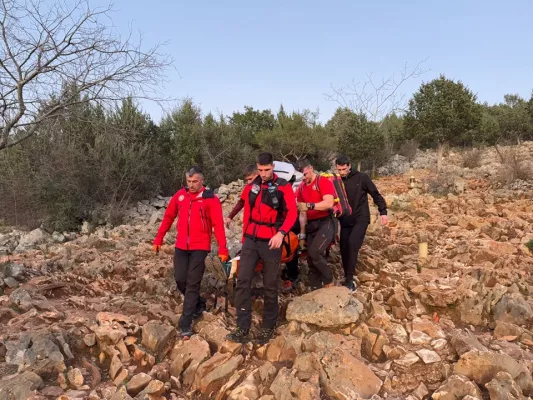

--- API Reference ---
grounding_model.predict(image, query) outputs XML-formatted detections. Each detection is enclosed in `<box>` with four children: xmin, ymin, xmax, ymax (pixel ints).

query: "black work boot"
<box><xmin>226</xmin><ymin>327</ymin><xmax>250</xmax><ymax>343</ymax></box>
<box><xmin>254</xmin><ymin>328</ymin><xmax>275</xmax><ymax>345</ymax></box>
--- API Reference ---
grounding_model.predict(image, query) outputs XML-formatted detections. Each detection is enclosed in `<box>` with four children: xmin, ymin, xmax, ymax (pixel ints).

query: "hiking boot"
<box><xmin>226</xmin><ymin>327</ymin><xmax>250</xmax><ymax>343</ymax></box>
<box><xmin>178</xmin><ymin>326</ymin><xmax>194</xmax><ymax>339</ymax></box>
<box><xmin>254</xmin><ymin>328</ymin><xmax>275</xmax><ymax>345</ymax></box>
<box><xmin>343</xmin><ymin>280</ymin><xmax>356</xmax><ymax>292</ymax></box>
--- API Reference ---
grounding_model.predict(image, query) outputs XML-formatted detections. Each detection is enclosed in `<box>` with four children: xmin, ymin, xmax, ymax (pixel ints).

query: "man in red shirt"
<box><xmin>153</xmin><ymin>166</ymin><xmax>229</xmax><ymax>338</ymax></box>
<box><xmin>226</xmin><ymin>153</ymin><xmax>297</xmax><ymax>345</ymax></box>
<box><xmin>296</xmin><ymin>159</ymin><xmax>336</xmax><ymax>290</ymax></box>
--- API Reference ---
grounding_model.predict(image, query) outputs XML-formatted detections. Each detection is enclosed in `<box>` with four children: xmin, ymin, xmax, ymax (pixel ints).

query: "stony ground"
<box><xmin>1</xmin><ymin>144</ymin><xmax>533</xmax><ymax>400</ymax></box>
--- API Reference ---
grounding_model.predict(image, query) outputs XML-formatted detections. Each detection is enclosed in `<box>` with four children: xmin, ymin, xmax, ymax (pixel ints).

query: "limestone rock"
<box><xmin>67</xmin><ymin>368</ymin><xmax>84</xmax><ymax>389</ymax></box>
<box><xmin>0</xmin><ymin>371</ymin><xmax>43</xmax><ymax>400</ymax></box>
<box><xmin>292</xmin><ymin>352</ymin><xmax>325</xmax><ymax>383</ymax></box>
<box><xmin>410</xmin><ymin>330</ymin><xmax>432</xmax><ymax>345</ymax></box>
<box><xmin>228</xmin><ymin>362</ymin><xmax>277</xmax><ymax>400</ymax></box>
<box><xmin>135</xmin><ymin>379</ymin><xmax>165</xmax><ymax>398</ymax></box>
<box><xmin>394</xmin><ymin>352</ymin><xmax>420</xmax><ymax>368</ymax></box>
<box><xmin>493</xmin><ymin>293</ymin><xmax>533</xmax><ymax>326</ymax></box>
<box><xmin>265</xmin><ymin>333</ymin><xmax>303</xmax><ymax>363</ymax></box>
<box><xmin>83</xmin><ymin>334</ymin><xmax>96</xmax><ymax>347</ymax></box>
<box><xmin>494</xmin><ymin>321</ymin><xmax>524</xmax><ymax>340</ymax></box>
<box><xmin>485</xmin><ymin>371</ymin><xmax>525</xmax><ymax>400</ymax></box>
<box><xmin>15</xmin><ymin>229</ymin><xmax>50</xmax><ymax>252</ymax></box>
<box><xmin>93</xmin><ymin>325</ymin><xmax>127</xmax><ymax>349</ymax></box>
<box><xmin>454</xmin><ymin>350</ymin><xmax>532</xmax><ymax>392</ymax></box>
<box><xmin>286</xmin><ymin>287</ymin><xmax>363</xmax><ymax>328</ymax></box>
<box><xmin>141</xmin><ymin>320</ymin><xmax>176</xmax><ymax>358</ymax></box>
<box><xmin>412</xmin><ymin>317</ymin><xmax>446</xmax><ymax>339</ymax></box>
<box><xmin>416</xmin><ymin>349</ymin><xmax>442</xmax><ymax>364</ymax></box>
<box><xmin>269</xmin><ymin>367</ymin><xmax>320</xmax><ymax>400</ymax></box>
<box><xmin>6</xmin><ymin>333</ymin><xmax>66</xmax><ymax>374</ymax></box>
<box><xmin>126</xmin><ymin>373</ymin><xmax>152</xmax><ymax>396</ymax></box>
<box><xmin>450</xmin><ymin>330</ymin><xmax>488</xmax><ymax>356</ymax></box>
<box><xmin>195</xmin><ymin>314</ymin><xmax>241</xmax><ymax>353</ymax></box>
<box><xmin>321</xmin><ymin>348</ymin><xmax>382</xmax><ymax>399</ymax></box>
<box><xmin>431</xmin><ymin>374</ymin><xmax>482</xmax><ymax>400</ymax></box>
<box><xmin>194</xmin><ymin>352</ymin><xmax>244</xmax><ymax>395</ymax></box>
<box><xmin>9</xmin><ymin>288</ymin><xmax>35</xmax><ymax>312</ymax></box>
<box><xmin>303</xmin><ymin>331</ymin><xmax>362</xmax><ymax>359</ymax></box>
<box><xmin>109</xmin><ymin>355</ymin><xmax>123</xmax><ymax>381</ymax></box>
<box><xmin>0</xmin><ymin>263</ymin><xmax>25</xmax><ymax>279</ymax></box>
<box><xmin>169</xmin><ymin>336</ymin><xmax>211</xmax><ymax>386</ymax></box>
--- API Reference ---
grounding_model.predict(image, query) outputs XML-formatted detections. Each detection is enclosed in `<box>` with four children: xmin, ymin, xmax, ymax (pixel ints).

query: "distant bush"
<box><xmin>462</xmin><ymin>148</ymin><xmax>482</xmax><ymax>169</ymax></box>
<box><xmin>398</xmin><ymin>139</ymin><xmax>419</xmax><ymax>162</ymax></box>
<box><xmin>493</xmin><ymin>146</ymin><xmax>531</xmax><ymax>186</ymax></box>
<box><xmin>425</xmin><ymin>173</ymin><xmax>455</xmax><ymax>196</ymax></box>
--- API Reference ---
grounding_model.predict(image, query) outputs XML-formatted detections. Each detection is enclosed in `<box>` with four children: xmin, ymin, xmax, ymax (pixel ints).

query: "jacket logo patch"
<box><xmin>178</xmin><ymin>195</ymin><xmax>184</xmax><ymax>201</ymax></box>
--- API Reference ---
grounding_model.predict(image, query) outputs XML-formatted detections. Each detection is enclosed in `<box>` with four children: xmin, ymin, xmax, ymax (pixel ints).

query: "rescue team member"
<box><xmin>225</xmin><ymin>164</ymin><xmax>258</xmax><ymax>230</ymax></box>
<box><xmin>335</xmin><ymin>155</ymin><xmax>388</xmax><ymax>291</ymax></box>
<box><xmin>225</xmin><ymin>162</ymin><xmax>299</xmax><ymax>293</ymax></box>
<box><xmin>153</xmin><ymin>166</ymin><xmax>229</xmax><ymax>338</ymax></box>
<box><xmin>227</xmin><ymin>152</ymin><xmax>297</xmax><ymax>345</ymax></box>
<box><xmin>295</xmin><ymin>159</ymin><xmax>336</xmax><ymax>290</ymax></box>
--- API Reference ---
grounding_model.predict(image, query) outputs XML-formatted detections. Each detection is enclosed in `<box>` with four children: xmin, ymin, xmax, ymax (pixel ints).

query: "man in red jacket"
<box><xmin>226</xmin><ymin>152</ymin><xmax>297</xmax><ymax>345</ymax></box>
<box><xmin>153</xmin><ymin>166</ymin><xmax>229</xmax><ymax>338</ymax></box>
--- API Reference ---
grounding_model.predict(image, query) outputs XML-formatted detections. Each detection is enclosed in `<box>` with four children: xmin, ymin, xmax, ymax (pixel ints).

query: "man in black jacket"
<box><xmin>335</xmin><ymin>155</ymin><xmax>388</xmax><ymax>291</ymax></box>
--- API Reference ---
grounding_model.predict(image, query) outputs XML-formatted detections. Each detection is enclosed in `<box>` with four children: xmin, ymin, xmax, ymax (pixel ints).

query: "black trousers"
<box><xmin>340</xmin><ymin>222</ymin><xmax>369</xmax><ymax>283</ymax></box>
<box><xmin>235</xmin><ymin>238</ymin><xmax>282</xmax><ymax>330</ymax></box>
<box><xmin>306</xmin><ymin>217</ymin><xmax>335</xmax><ymax>289</ymax></box>
<box><xmin>173</xmin><ymin>248</ymin><xmax>208</xmax><ymax>329</ymax></box>
<box><xmin>284</xmin><ymin>220</ymin><xmax>300</xmax><ymax>281</ymax></box>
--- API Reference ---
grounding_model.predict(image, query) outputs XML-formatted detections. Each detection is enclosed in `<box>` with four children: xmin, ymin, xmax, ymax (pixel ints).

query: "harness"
<box><xmin>248</xmin><ymin>178</ymin><xmax>285</xmax><ymax>232</ymax></box>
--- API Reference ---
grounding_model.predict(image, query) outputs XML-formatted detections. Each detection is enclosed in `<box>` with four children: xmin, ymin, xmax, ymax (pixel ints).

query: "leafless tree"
<box><xmin>0</xmin><ymin>0</ymin><xmax>172</xmax><ymax>150</ymax></box>
<box><xmin>325</xmin><ymin>59</ymin><xmax>429</xmax><ymax>126</ymax></box>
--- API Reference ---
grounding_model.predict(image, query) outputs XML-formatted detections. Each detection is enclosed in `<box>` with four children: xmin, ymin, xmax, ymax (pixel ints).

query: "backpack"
<box><xmin>299</xmin><ymin>173</ymin><xmax>352</xmax><ymax>218</ymax></box>
<box><xmin>320</xmin><ymin>173</ymin><xmax>352</xmax><ymax>218</ymax></box>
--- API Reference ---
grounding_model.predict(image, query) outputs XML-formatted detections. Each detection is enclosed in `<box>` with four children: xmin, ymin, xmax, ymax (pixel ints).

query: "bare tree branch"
<box><xmin>0</xmin><ymin>0</ymin><xmax>173</xmax><ymax>150</ymax></box>
<box><xmin>325</xmin><ymin>59</ymin><xmax>430</xmax><ymax>125</ymax></box>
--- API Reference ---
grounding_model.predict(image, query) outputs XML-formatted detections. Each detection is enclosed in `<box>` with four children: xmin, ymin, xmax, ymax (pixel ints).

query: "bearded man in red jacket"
<box><xmin>153</xmin><ymin>166</ymin><xmax>229</xmax><ymax>338</ymax></box>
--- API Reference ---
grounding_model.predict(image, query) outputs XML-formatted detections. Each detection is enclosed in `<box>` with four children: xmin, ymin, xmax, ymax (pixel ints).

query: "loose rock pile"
<box><xmin>1</xmin><ymin>144</ymin><xmax>533</xmax><ymax>399</ymax></box>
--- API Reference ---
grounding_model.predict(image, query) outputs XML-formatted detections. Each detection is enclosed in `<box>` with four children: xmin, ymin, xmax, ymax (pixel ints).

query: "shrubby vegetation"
<box><xmin>1</xmin><ymin>2</ymin><xmax>533</xmax><ymax>230</ymax></box>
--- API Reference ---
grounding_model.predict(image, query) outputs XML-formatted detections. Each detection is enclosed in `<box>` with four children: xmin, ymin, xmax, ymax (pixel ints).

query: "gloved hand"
<box><xmin>219</xmin><ymin>254</ymin><xmax>229</xmax><ymax>263</ymax></box>
<box><xmin>153</xmin><ymin>245</ymin><xmax>161</xmax><ymax>254</ymax></box>
<box><xmin>297</xmin><ymin>202</ymin><xmax>308</xmax><ymax>212</ymax></box>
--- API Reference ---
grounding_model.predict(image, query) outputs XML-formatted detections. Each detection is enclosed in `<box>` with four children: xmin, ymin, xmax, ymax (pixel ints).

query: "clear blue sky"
<box><xmin>95</xmin><ymin>0</ymin><xmax>533</xmax><ymax>123</ymax></box>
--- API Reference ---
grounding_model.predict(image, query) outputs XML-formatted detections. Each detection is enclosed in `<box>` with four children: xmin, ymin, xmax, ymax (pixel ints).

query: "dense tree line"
<box><xmin>1</xmin><ymin>76</ymin><xmax>533</xmax><ymax>230</ymax></box>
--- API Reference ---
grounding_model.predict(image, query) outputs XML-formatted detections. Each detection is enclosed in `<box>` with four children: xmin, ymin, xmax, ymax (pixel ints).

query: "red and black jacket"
<box><xmin>153</xmin><ymin>187</ymin><xmax>229</xmax><ymax>256</ymax></box>
<box><xmin>242</xmin><ymin>174</ymin><xmax>297</xmax><ymax>241</ymax></box>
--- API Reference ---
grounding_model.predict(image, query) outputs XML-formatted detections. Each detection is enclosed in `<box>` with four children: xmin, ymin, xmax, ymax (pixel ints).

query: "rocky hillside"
<box><xmin>1</xmin><ymin>144</ymin><xmax>533</xmax><ymax>400</ymax></box>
